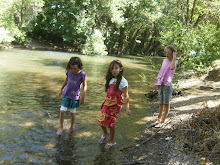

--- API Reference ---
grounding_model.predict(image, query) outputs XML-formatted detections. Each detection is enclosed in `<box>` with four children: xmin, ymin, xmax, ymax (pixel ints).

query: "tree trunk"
<box><xmin>143</xmin><ymin>23</ymin><xmax>160</xmax><ymax>56</ymax></box>
<box><xmin>140</xmin><ymin>29</ymin><xmax>149</xmax><ymax>54</ymax></box>
<box><xmin>144</xmin><ymin>37</ymin><xmax>154</xmax><ymax>55</ymax></box>
<box><xmin>117</xmin><ymin>27</ymin><xmax>125</xmax><ymax>55</ymax></box>
<box><xmin>130</xmin><ymin>25</ymin><xmax>143</xmax><ymax>54</ymax></box>
<box><xmin>19</xmin><ymin>0</ymin><xmax>25</xmax><ymax>29</ymax></box>
<box><xmin>190</xmin><ymin>0</ymin><xmax>197</xmax><ymax>24</ymax></box>
<box><xmin>193</xmin><ymin>14</ymin><xmax>205</xmax><ymax>28</ymax></box>
<box><xmin>186</xmin><ymin>0</ymin><xmax>190</xmax><ymax>26</ymax></box>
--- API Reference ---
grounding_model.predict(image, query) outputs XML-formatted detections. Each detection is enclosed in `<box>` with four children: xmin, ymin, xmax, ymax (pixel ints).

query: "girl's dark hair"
<box><xmin>66</xmin><ymin>57</ymin><xmax>83</xmax><ymax>71</ymax></box>
<box><xmin>165</xmin><ymin>45</ymin><xmax>177</xmax><ymax>53</ymax></box>
<box><xmin>105</xmin><ymin>60</ymin><xmax>124</xmax><ymax>92</ymax></box>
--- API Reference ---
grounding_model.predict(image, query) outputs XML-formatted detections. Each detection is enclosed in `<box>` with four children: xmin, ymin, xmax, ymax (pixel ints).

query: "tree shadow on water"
<box><xmin>55</xmin><ymin>133</ymin><xmax>79</xmax><ymax>165</ymax></box>
<box><xmin>93</xmin><ymin>143</ymin><xmax>124</xmax><ymax>165</ymax></box>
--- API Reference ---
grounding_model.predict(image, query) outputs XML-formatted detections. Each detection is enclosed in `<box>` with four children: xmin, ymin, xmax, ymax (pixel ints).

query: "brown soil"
<box><xmin>123</xmin><ymin>68</ymin><xmax>220</xmax><ymax>165</ymax></box>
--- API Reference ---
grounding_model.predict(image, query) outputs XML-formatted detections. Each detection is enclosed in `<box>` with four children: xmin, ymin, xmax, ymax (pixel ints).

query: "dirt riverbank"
<box><xmin>122</xmin><ymin>67</ymin><xmax>220</xmax><ymax>165</ymax></box>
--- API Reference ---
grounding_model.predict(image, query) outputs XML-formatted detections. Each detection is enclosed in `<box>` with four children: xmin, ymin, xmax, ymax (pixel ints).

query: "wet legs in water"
<box><xmin>57</xmin><ymin>111</ymin><xmax>75</xmax><ymax>135</ymax></box>
<box><xmin>57</xmin><ymin>111</ymin><xmax>65</xmax><ymax>135</ymax></box>
<box><xmin>70</xmin><ymin>113</ymin><xmax>75</xmax><ymax>132</ymax></box>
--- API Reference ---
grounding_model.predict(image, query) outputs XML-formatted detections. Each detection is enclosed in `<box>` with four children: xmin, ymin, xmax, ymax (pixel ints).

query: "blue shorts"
<box><xmin>158</xmin><ymin>85</ymin><xmax>173</xmax><ymax>104</ymax></box>
<box><xmin>61</xmin><ymin>96</ymin><xmax>80</xmax><ymax>111</ymax></box>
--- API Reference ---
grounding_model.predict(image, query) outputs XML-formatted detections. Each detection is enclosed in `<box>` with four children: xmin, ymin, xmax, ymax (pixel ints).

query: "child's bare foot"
<box><xmin>106</xmin><ymin>142</ymin><xmax>116</xmax><ymax>148</ymax></box>
<box><xmin>151</xmin><ymin>120</ymin><xmax>161</xmax><ymax>127</ymax></box>
<box><xmin>56</xmin><ymin>129</ymin><xmax>63</xmax><ymax>135</ymax></box>
<box><xmin>161</xmin><ymin>120</ymin><xmax>165</xmax><ymax>123</ymax></box>
<box><xmin>154</xmin><ymin>123</ymin><xmax>164</xmax><ymax>128</ymax></box>
<box><xmin>99</xmin><ymin>133</ymin><xmax>108</xmax><ymax>143</ymax></box>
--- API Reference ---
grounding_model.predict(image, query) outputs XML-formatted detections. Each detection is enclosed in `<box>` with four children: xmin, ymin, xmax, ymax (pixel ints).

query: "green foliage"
<box><xmin>0</xmin><ymin>0</ymin><xmax>44</xmax><ymax>44</ymax></box>
<box><xmin>0</xmin><ymin>0</ymin><xmax>219</xmax><ymax>68</ymax></box>
<box><xmin>137</xmin><ymin>73</ymin><xmax>147</xmax><ymax>82</ymax></box>
<box><xmin>169</xmin><ymin>23</ymin><xmax>219</xmax><ymax>72</ymax></box>
<box><xmin>82</xmin><ymin>29</ymin><xmax>108</xmax><ymax>56</ymax></box>
<box><xmin>12</xmin><ymin>27</ymin><xmax>30</xmax><ymax>44</ymax></box>
<box><xmin>136</xmin><ymin>55</ymin><xmax>162</xmax><ymax>86</ymax></box>
<box><xmin>158</xmin><ymin>0</ymin><xmax>220</xmax><ymax>71</ymax></box>
<box><xmin>31</xmin><ymin>0</ymin><xmax>97</xmax><ymax>49</ymax></box>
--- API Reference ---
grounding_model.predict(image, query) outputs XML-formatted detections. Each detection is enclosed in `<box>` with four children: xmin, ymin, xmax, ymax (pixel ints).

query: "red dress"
<box><xmin>98</xmin><ymin>83</ymin><xmax>123</xmax><ymax>128</ymax></box>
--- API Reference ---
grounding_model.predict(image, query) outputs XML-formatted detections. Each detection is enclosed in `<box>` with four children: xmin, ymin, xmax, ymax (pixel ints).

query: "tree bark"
<box><xmin>190</xmin><ymin>0</ymin><xmax>197</xmax><ymax>24</ymax></box>
<box><xmin>186</xmin><ymin>0</ymin><xmax>190</xmax><ymax>26</ymax></box>
<box><xmin>117</xmin><ymin>27</ymin><xmax>125</xmax><ymax>55</ymax></box>
<box><xmin>130</xmin><ymin>25</ymin><xmax>143</xmax><ymax>54</ymax></box>
<box><xmin>193</xmin><ymin>14</ymin><xmax>205</xmax><ymax>28</ymax></box>
<box><xmin>19</xmin><ymin>0</ymin><xmax>25</xmax><ymax>29</ymax></box>
<box><xmin>143</xmin><ymin>23</ymin><xmax>160</xmax><ymax>56</ymax></box>
<box><xmin>140</xmin><ymin>29</ymin><xmax>149</xmax><ymax>54</ymax></box>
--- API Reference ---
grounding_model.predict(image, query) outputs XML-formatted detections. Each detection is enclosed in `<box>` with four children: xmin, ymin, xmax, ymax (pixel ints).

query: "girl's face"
<box><xmin>70</xmin><ymin>65</ymin><xmax>81</xmax><ymax>74</ymax></box>
<box><xmin>111</xmin><ymin>64</ymin><xmax>122</xmax><ymax>78</ymax></box>
<box><xmin>165</xmin><ymin>48</ymin><xmax>173</xmax><ymax>59</ymax></box>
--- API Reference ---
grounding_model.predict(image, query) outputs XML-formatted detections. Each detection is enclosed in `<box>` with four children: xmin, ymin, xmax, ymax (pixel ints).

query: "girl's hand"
<box><xmin>80</xmin><ymin>97</ymin><xmax>85</xmax><ymax>104</ymax></box>
<box><xmin>153</xmin><ymin>85</ymin><xmax>157</xmax><ymax>91</ymax></box>
<box><xmin>59</xmin><ymin>89</ymin><xmax>63</xmax><ymax>98</ymax></box>
<box><xmin>126</xmin><ymin>109</ymin><xmax>131</xmax><ymax>115</ymax></box>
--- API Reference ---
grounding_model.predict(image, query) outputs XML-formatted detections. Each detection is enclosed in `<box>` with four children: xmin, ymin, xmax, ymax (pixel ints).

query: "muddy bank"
<box><xmin>123</xmin><ymin>68</ymin><xmax>220</xmax><ymax>165</ymax></box>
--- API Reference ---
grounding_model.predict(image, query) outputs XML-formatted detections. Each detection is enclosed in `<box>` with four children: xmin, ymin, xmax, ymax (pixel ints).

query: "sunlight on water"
<box><xmin>0</xmin><ymin>49</ymin><xmax>155</xmax><ymax>164</ymax></box>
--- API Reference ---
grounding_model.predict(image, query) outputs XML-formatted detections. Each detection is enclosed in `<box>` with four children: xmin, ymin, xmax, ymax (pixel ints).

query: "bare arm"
<box><xmin>80</xmin><ymin>79</ymin><xmax>87</xmax><ymax>104</ymax></box>
<box><xmin>122</xmin><ymin>86</ymin><xmax>130</xmax><ymax>115</ymax></box>
<box><xmin>170</xmin><ymin>52</ymin><xmax>178</xmax><ymax>70</ymax></box>
<box><xmin>59</xmin><ymin>76</ymin><xmax>68</xmax><ymax>97</ymax></box>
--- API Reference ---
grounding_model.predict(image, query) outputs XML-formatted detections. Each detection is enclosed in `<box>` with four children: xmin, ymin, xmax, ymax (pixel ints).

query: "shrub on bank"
<box><xmin>173</xmin><ymin>106</ymin><xmax>220</xmax><ymax>163</ymax></box>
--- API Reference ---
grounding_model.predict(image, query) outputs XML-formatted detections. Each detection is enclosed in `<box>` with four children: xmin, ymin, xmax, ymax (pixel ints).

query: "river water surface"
<box><xmin>0</xmin><ymin>49</ymin><xmax>156</xmax><ymax>164</ymax></box>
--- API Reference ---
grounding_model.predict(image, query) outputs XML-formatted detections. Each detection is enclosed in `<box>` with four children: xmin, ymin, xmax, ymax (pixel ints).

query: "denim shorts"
<box><xmin>158</xmin><ymin>85</ymin><xmax>173</xmax><ymax>104</ymax></box>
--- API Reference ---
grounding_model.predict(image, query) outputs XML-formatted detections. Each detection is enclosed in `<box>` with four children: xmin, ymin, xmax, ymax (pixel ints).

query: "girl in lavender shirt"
<box><xmin>152</xmin><ymin>45</ymin><xmax>178</xmax><ymax>128</ymax></box>
<box><xmin>56</xmin><ymin>57</ymin><xmax>87</xmax><ymax>135</ymax></box>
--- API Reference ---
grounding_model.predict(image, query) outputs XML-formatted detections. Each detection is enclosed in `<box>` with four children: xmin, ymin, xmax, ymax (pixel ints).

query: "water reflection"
<box><xmin>0</xmin><ymin>49</ymin><xmax>154</xmax><ymax>164</ymax></box>
<box><xmin>55</xmin><ymin>134</ymin><xmax>78</xmax><ymax>164</ymax></box>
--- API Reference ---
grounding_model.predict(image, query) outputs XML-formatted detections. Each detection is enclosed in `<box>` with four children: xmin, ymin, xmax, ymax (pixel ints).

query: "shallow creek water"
<box><xmin>0</xmin><ymin>49</ymin><xmax>157</xmax><ymax>164</ymax></box>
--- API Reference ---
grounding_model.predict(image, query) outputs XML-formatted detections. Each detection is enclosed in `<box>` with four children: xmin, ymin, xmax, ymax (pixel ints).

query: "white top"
<box><xmin>109</xmin><ymin>77</ymin><xmax>128</xmax><ymax>91</ymax></box>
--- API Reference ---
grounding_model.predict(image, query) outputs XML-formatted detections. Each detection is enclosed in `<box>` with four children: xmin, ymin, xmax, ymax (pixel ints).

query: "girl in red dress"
<box><xmin>98</xmin><ymin>60</ymin><xmax>130</xmax><ymax>148</ymax></box>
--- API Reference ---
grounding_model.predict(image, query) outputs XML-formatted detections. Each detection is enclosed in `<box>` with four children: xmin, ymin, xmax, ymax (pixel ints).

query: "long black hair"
<box><xmin>66</xmin><ymin>57</ymin><xmax>83</xmax><ymax>71</ymax></box>
<box><xmin>105</xmin><ymin>60</ymin><xmax>124</xmax><ymax>92</ymax></box>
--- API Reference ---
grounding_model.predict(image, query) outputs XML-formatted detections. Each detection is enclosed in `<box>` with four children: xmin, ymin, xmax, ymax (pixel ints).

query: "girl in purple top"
<box><xmin>56</xmin><ymin>57</ymin><xmax>87</xmax><ymax>135</ymax></box>
<box><xmin>152</xmin><ymin>45</ymin><xmax>178</xmax><ymax>128</ymax></box>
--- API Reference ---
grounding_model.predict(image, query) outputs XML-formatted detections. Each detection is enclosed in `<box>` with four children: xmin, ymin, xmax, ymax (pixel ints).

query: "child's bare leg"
<box><xmin>108</xmin><ymin>127</ymin><xmax>115</xmax><ymax>144</ymax></box>
<box><xmin>57</xmin><ymin>111</ymin><xmax>65</xmax><ymax>135</ymax></box>
<box><xmin>101</xmin><ymin>126</ymin><xmax>108</xmax><ymax>137</ymax></box>
<box><xmin>162</xmin><ymin>104</ymin><xmax>170</xmax><ymax>123</ymax></box>
<box><xmin>100</xmin><ymin>126</ymin><xmax>108</xmax><ymax>142</ymax></box>
<box><xmin>59</xmin><ymin>111</ymin><xmax>65</xmax><ymax>130</ymax></box>
<box><xmin>158</xmin><ymin>104</ymin><xmax>164</xmax><ymax>122</ymax></box>
<box><xmin>70</xmin><ymin>113</ymin><xmax>75</xmax><ymax>131</ymax></box>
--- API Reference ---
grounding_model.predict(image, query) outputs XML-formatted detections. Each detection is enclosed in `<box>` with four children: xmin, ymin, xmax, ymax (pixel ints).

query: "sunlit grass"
<box><xmin>19</xmin><ymin>122</ymin><xmax>35</xmax><ymax>127</ymax></box>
